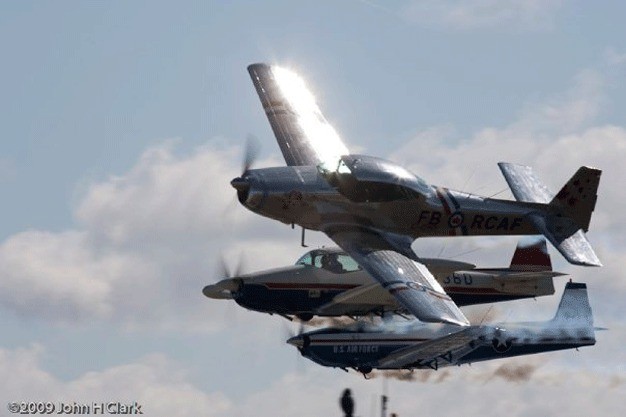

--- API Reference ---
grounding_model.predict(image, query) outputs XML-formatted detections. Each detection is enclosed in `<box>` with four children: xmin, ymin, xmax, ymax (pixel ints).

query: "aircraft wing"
<box><xmin>326</xmin><ymin>229</ymin><xmax>469</xmax><ymax>326</ymax></box>
<box><xmin>317</xmin><ymin>283</ymin><xmax>396</xmax><ymax>314</ymax></box>
<box><xmin>248</xmin><ymin>63</ymin><xmax>349</xmax><ymax>167</ymax></box>
<box><xmin>377</xmin><ymin>327</ymin><xmax>484</xmax><ymax>369</ymax></box>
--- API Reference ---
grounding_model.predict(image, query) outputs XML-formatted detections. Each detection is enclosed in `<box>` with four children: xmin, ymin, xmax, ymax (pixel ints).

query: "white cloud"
<box><xmin>75</xmin><ymin>141</ymin><xmax>241</xmax><ymax>247</ymax></box>
<box><xmin>402</xmin><ymin>0</ymin><xmax>563</xmax><ymax>31</ymax></box>
<box><xmin>0</xmin><ymin>230</ymin><xmax>142</xmax><ymax>321</ymax></box>
<box><xmin>0</xmin><ymin>345</ymin><xmax>230</xmax><ymax>417</ymax></box>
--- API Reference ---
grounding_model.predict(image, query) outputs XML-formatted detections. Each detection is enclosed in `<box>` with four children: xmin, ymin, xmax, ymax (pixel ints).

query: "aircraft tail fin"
<box><xmin>549</xmin><ymin>167</ymin><xmax>601</xmax><ymax>232</ymax></box>
<box><xmin>509</xmin><ymin>238</ymin><xmax>552</xmax><ymax>272</ymax></box>
<box><xmin>550</xmin><ymin>282</ymin><xmax>594</xmax><ymax>329</ymax></box>
<box><xmin>498</xmin><ymin>163</ymin><xmax>602</xmax><ymax>267</ymax></box>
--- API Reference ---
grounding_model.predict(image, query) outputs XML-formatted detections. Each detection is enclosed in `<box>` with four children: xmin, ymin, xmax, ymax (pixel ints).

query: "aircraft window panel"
<box><xmin>296</xmin><ymin>253</ymin><xmax>313</xmax><ymax>266</ymax></box>
<box><xmin>337</xmin><ymin>254</ymin><xmax>362</xmax><ymax>272</ymax></box>
<box><xmin>337</xmin><ymin>159</ymin><xmax>352</xmax><ymax>174</ymax></box>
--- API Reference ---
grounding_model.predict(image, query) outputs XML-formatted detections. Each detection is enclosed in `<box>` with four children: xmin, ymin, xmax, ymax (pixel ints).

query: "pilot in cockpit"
<box><xmin>322</xmin><ymin>253</ymin><xmax>345</xmax><ymax>274</ymax></box>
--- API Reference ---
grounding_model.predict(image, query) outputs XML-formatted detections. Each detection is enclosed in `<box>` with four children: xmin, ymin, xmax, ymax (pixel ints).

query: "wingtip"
<box><xmin>247</xmin><ymin>63</ymin><xmax>270</xmax><ymax>76</ymax></box>
<box><xmin>498</xmin><ymin>161</ymin><xmax>531</xmax><ymax>169</ymax></box>
<box><xmin>571</xmin><ymin>257</ymin><xmax>602</xmax><ymax>267</ymax></box>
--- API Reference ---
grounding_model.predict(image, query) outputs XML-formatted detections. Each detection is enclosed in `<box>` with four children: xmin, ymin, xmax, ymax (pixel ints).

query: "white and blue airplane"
<box><xmin>287</xmin><ymin>282</ymin><xmax>596</xmax><ymax>376</ymax></box>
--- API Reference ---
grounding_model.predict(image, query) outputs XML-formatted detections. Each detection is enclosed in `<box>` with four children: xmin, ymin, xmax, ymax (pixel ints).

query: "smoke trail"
<box><xmin>367</xmin><ymin>369</ymin><xmax>452</xmax><ymax>383</ymax></box>
<box><xmin>491</xmin><ymin>363</ymin><xmax>538</xmax><ymax>382</ymax></box>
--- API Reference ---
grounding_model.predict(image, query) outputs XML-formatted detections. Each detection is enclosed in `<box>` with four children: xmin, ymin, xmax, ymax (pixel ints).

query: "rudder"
<box><xmin>509</xmin><ymin>238</ymin><xmax>552</xmax><ymax>272</ymax></box>
<box><xmin>550</xmin><ymin>167</ymin><xmax>601</xmax><ymax>232</ymax></box>
<box><xmin>551</xmin><ymin>282</ymin><xmax>593</xmax><ymax>328</ymax></box>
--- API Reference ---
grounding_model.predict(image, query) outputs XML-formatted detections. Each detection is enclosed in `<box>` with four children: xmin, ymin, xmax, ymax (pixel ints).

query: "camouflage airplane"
<box><xmin>231</xmin><ymin>63</ymin><xmax>601</xmax><ymax>327</ymax></box>
<box><xmin>204</xmin><ymin>239</ymin><xmax>562</xmax><ymax>321</ymax></box>
<box><xmin>287</xmin><ymin>282</ymin><xmax>596</xmax><ymax>376</ymax></box>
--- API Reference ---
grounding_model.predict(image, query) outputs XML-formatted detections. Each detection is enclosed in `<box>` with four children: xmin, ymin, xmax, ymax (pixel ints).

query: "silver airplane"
<box><xmin>286</xmin><ymin>282</ymin><xmax>596</xmax><ymax>376</ymax></box>
<box><xmin>233</xmin><ymin>63</ymin><xmax>601</xmax><ymax>327</ymax></box>
<box><xmin>204</xmin><ymin>238</ymin><xmax>562</xmax><ymax>321</ymax></box>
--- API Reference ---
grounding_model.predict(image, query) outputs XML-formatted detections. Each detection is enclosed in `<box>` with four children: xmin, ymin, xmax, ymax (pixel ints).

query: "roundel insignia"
<box><xmin>491</xmin><ymin>338</ymin><xmax>513</xmax><ymax>353</ymax></box>
<box><xmin>491</xmin><ymin>329</ymin><xmax>513</xmax><ymax>353</ymax></box>
<box><xmin>448</xmin><ymin>211</ymin><xmax>464</xmax><ymax>228</ymax></box>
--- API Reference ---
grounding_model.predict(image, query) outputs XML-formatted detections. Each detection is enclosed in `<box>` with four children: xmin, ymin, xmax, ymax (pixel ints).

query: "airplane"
<box><xmin>233</xmin><ymin>63</ymin><xmax>601</xmax><ymax>327</ymax></box>
<box><xmin>286</xmin><ymin>281</ymin><xmax>596</xmax><ymax>376</ymax></box>
<box><xmin>203</xmin><ymin>238</ymin><xmax>563</xmax><ymax>321</ymax></box>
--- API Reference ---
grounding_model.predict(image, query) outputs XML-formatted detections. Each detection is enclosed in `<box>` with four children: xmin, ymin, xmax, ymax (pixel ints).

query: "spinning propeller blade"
<box><xmin>242</xmin><ymin>134</ymin><xmax>260</xmax><ymax>175</ymax></box>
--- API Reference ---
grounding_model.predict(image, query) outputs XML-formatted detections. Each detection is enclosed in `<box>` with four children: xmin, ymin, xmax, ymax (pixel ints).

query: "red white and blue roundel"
<box><xmin>448</xmin><ymin>211</ymin><xmax>464</xmax><ymax>228</ymax></box>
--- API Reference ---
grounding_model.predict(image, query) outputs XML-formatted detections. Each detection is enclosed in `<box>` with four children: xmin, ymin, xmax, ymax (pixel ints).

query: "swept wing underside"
<box><xmin>326</xmin><ymin>229</ymin><xmax>469</xmax><ymax>326</ymax></box>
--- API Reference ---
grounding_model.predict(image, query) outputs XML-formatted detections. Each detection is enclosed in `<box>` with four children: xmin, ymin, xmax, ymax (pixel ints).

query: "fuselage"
<box><xmin>288</xmin><ymin>321</ymin><xmax>595</xmax><ymax>372</ymax></box>
<box><xmin>235</xmin><ymin>163</ymin><xmax>547</xmax><ymax>239</ymax></box>
<box><xmin>226</xmin><ymin>266</ymin><xmax>555</xmax><ymax>318</ymax></box>
<box><xmin>203</xmin><ymin>247</ymin><xmax>557</xmax><ymax>320</ymax></box>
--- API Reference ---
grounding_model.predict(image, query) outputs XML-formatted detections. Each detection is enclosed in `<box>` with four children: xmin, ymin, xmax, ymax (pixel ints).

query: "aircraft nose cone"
<box><xmin>202</xmin><ymin>284</ymin><xmax>224</xmax><ymax>299</ymax></box>
<box><xmin>287</xmin><ymin>335</ymin><xmax>304</xmax><ymax>348</ymax></box>
<box><xmin>230</xmin><ymin>177</ymin><xmax>250</xmax><ymax>192</ymax></box>
<box><xmin>202</xmin><ymin>280</ymin><xmax>238</xmax><ymax>299</ymax></box>
<box><xmin>202</xmin><ymin>285</ymin><xmax>212</xmax><ymax>298</ymax></box>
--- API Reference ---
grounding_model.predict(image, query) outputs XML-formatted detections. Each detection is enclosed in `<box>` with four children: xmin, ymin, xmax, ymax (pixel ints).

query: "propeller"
<box><xmin>242</xmin><ymin>134</ymin><xmax>261</xmax><ymax>175</ymax></box>
<box><xmin>202</xmin><ymin>254</ymin><xmax>245</xmax><ymax>299</ymax></box>
<box><xmin>283</xmin><ymin>320</ymin><xmax>306</xmax><ymax>339</ymax></box>
<box><xmin>217</xmin><ymin>254</ymin><xmax>246</xmax><ymax>280</ymax></box>
<box><xmin>284</xmin><ymin>320</ymin><xmax>310</xmax><ymax>374</ymax></box>
<box><xmin>231</xmin><ymin>134</ymin><xmax>261</xmax><ymax>203</ymax></box>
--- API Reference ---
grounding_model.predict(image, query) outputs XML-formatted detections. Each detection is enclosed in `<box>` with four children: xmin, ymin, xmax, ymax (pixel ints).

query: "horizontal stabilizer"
<box><xmin>494</xmin><ymin>271</ymin><xmax>566</xmax><ymax>281</ymax></box>
<box><xmin>529</xmin><ymin>214</ymin><xmax>601</xmax><ymax>266</ymax></box>
<box><xmin>498</xmin><ymin>163</ymin><xmax>602</xmax><ymax>267</ymax></box>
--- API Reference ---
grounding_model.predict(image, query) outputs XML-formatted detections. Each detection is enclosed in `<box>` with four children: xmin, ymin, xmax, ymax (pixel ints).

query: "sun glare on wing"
<box><xmin>272</xmin><ymin>66</ymin><xmax>349</xmax><ymax>169</ymax></box>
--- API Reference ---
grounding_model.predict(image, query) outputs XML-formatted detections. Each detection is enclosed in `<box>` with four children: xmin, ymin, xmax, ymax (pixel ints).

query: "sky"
<box><xmin>1</xmin><ymin>1</ymin><xmax>625</xmax><ymax>416</ymax></box>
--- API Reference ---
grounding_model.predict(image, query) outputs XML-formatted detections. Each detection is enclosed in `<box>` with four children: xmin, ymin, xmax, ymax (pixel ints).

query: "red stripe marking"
<box><xmin>264</xmin><ymin>283</ymin><xmax>358</xmax><ymax>290</ymax></box>
<box><xmin>436</xmin><ymin>188</ymin><xmax>452</xmax><ymax>215</ymax></box>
